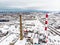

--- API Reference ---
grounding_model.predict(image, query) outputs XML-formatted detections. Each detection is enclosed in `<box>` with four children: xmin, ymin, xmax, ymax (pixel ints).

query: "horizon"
<box><xmin>0</xmin><ymin>0</ymin><xmax>60</xmax><ymax>11</ymax></box>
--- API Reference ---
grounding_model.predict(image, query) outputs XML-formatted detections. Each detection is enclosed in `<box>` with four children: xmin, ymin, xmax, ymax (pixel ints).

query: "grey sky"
<box><xmin>0</xmin><ymin>0</ymin><xmax>60</xmax><ymax>11</ymax></box>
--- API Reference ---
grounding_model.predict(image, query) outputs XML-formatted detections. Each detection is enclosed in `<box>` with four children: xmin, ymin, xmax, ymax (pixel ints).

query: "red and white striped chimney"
<box><xmin>45</xmin><ymin>13</ymin><xmax>48</xmax><ymax>43</ymax></box>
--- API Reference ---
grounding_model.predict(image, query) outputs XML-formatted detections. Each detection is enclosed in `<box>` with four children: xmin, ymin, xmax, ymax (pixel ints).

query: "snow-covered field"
<box><xmin>0</xmin><ymin>12</ymin><xmax>60</xmax><ymax>45</ymax></box>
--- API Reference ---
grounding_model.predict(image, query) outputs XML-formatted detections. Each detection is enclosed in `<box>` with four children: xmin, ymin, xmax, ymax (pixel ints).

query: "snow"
<box><xmin>0</xmin><ymin>12</ymin><xmax>60</xmax><ymax>45</ymax></box>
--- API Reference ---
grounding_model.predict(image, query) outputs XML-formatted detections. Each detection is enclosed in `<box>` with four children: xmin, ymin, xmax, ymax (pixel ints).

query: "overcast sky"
<box><xmin>0</xmin><ymin>0</ymin><xmax>60</xmax><ymax>11</ymax></box>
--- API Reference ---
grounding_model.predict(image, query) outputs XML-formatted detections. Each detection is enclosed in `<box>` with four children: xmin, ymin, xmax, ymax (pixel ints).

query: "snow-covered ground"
<box><xmin>0</xmin><ymin>12</ymin><xmax>60</xmax><ymax>45</ymax></box>
<box><xmin>38</xmin><ymin>13</ymin><xmax>60</xmax><ymax>45</ymax></box>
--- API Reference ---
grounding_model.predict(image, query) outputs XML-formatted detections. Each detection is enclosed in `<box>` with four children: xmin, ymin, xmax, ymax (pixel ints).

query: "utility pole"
<box><xmin>20</xmin><ymin>15</ymin><xmax>23</xmax><ymax>40</ymax></box>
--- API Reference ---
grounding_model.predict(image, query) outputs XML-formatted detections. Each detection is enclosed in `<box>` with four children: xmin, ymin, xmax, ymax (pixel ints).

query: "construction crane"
<box><xmin>20</xmin><ymin>15</ymin><xmax>23</xmax><ymax>40</ymax></box>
